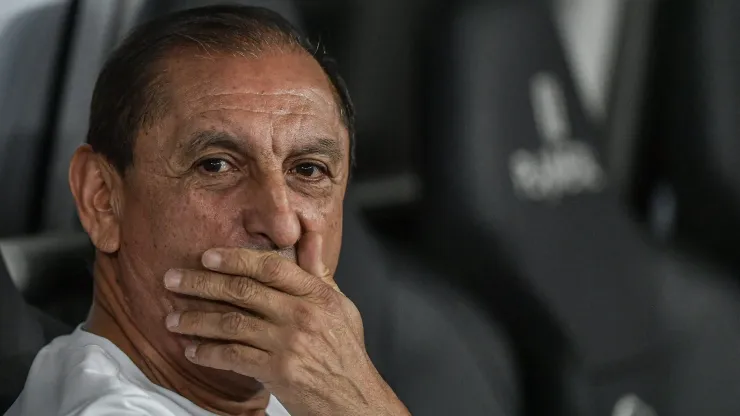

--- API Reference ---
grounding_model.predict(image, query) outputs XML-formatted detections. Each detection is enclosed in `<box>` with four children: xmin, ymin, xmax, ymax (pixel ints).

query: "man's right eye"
<box><xmin>197</xmin><ymin>158</ymin><xmax>234</xmax><ymax>174</ymax></box>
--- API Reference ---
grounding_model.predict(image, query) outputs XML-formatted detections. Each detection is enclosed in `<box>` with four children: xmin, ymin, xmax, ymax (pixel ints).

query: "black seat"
<box><xmin>0</xmin><ymin>0</ymin><xmax>76</xmax><ymax>237</ymax></box>
<box><xmin>635</xmin><ymin>0</ymin><xmax>740</xmax><ymax>273</ymax></box>
<box><xmin>41</xmin><ymin>0</ymin><xmax>146</xmax><ymax>233</ymax></box>
<box><xmin>0</xmin><ymin>233</ymin><xmax>93</xmax><ymax>326</ymax></box>
<box><xmin>604</xmin><ymin>0</ymin><xmax>659</xmax><ymax>209</ymax></box>
<box><xmin>0</xmin><ymin>252</ymin><xmax>71</xmax><ymax>413</ymax></box>
<box><xmin>418</xmin><ymin>0</ymin><xmax>740</xmax><ymax>415</ymax></box>
<box><xmin>338</xmin><ymin>199</ymin><xmax>520</xmax><ymax>415</ymax></box>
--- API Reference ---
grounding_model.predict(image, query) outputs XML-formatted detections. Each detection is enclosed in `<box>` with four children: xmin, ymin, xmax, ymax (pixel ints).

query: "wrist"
<box><xmin>365</xmin><ymin>371</ymin><xmax>411</xmax><ymax>416</ymax></box>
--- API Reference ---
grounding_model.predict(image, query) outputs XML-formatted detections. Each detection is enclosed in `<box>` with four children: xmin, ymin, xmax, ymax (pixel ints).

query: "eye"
<box><xmin>291</xmin><ymin>162</ymin><xmax>327</xmax><ymax>179</ymax></box>
<box><xmin>197</xmin><ymin>158</ymin><xmax>234</xmax><ymax>174</ymax></box>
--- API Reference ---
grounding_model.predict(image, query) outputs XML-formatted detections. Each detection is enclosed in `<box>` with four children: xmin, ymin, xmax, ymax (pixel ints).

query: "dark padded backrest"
<box><xmin>0</xmin><ymin>0</ymin><xmax>74</xmax><ymax>237</ymax></box>
<box><xmin>340</xmin><ymin>0</ymin><xmax>432</xmax><ymax>180</ymax></box>
<box><xmin>334</xmin><ymin>201</ymin><xmax>393</xmax><ymax>372</ymax></box>
<box><xmin>1</xmin><ymin>233</ymin><xmax>93</xmax><ymax>326</ymax></box>
<box><xmin>421</xmin><ymin>0</ymin><xmax>672</xmax><ymax>414</ymax></box>
<box><xmin>640</xmin><ymin>0</ymin><xmax>740</xmax><ymax>270</ymax></box>
<box><xmin>42</xmin><ymin>0</ymin><xmax>143</xmax><ymax>232</ymax></box>
<box><xmin>0</xmin><ymin>253</ymin><xmax>71</xmax><ymax>412</ymax></box>
<box><xmin>605</xmin><ymin>0</ymin><xmax>659</xmax><ymax>204</ymax></box>
<box><xmin>135</xmin><ymin>0</ymin><xmax>302</xmax><ymax>34</ymax></box>
<box><xmin>424</xmin><ymin>0</ymin><xmax>665</xmax><ymax>368</ymax></box>
<box><xmin>337</xmin><ymin>200</ymin><xmax>521</xmax><ymax>415</ymax></box>
<box><xmin>0</xmin><ymin>254</ymin><xmax>44</xmax><ymax>411</ymax></box>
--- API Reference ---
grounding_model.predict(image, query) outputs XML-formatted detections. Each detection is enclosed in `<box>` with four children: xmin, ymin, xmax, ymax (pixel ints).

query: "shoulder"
<box><xmin>7</xmin><ymin>329</ymin><xmax>176</xmax><ymax>416</ymax></box>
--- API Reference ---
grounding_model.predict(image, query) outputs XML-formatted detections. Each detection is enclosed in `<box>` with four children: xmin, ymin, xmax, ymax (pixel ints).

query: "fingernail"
<box><xmin>202</xmin><ymin>250</ymin><xmax>222</xmax><ymax>269</ymax></box>
<box><xmin>185</xmin><ymin>344</ymin><xmax>197</xmax><ymax>361</ymax></box>
<box><xmin>164</xmin><ymin>269</ymin><xmax>182</xmax><ymax>288</ymax></box>
<box><xmin>166</xmin><ymin>313</ymin><xmax>180</xmax><ymax>329</ymax></box>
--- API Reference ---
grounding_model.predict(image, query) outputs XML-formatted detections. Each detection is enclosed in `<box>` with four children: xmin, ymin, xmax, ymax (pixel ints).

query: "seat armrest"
<box><xmin>0</xmin><ymin>232</ymin><xmax>93</xmax><ymax>300</ymax></box>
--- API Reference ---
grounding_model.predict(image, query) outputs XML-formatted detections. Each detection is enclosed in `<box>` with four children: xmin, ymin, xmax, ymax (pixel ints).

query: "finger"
<box><xmin>202</xmin><ymin>248</ymin><xmax>323</xmax><ymax>297</ymax></box>
<box><xmin>164</xmin><ymin>269</ymin><xmax>290</xmax><ymax>321</ymax></box>
<box><xmin>297</xmin><ymin>232</ymin><xmax>341</xmax><ymax>293</ymax></box>
<box><xmin>185</xmin><ymin>342</ymin><xmax>271</xmax><ymax>382</ymax></box>
<box><xmin>166</xmin><ymin>311</ymin><xmax>276</xmax><ymax>351</ymax></box>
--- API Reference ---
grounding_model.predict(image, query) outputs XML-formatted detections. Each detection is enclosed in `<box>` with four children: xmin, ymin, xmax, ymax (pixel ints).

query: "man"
<box><xmin>8</xmin><ymin>5</ymin><xmax>410</xmax><ymax>415</ymax></box>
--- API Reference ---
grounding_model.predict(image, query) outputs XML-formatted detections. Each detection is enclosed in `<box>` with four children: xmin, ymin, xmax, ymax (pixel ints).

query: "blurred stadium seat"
<box><xmin>0</xmin><ymin>0</ymin><xmax>75</xmax><ymax>237</ymax></box>
<box><xmin>604</xmin><ymin>0</ymin><xmax>658</xmax><ymax>210</ymax></box>
<box><xmin>0</xmin><ymin>249</ymin><xmax>70</xmax><ymax>411</ymax></box>
<box><xmin>417</xmin><ymin>0</ymin><xmax>740</xmax><ymax>415</ymax></box>
<box><xmin>633</xmin><ymin>0</ymin><xmax>740</xmax><ymax>276</ymax></box>
<box><xmin>41</xmin><ymin>0</ymin><xmax>146</xmax><ymax>233</ymax></box>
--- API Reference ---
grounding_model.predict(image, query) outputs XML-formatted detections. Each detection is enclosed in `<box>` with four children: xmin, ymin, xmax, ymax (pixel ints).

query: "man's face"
<box><xmin>112</xmin><ymin>49</ymin><xmax>349</xmax><ymax>381</ymax></box>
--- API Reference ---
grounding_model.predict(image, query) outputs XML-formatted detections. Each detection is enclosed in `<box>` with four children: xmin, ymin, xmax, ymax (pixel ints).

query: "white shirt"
<box><xmin>6</xmin><ymin>326</ymin><xmax>290</xmax><ymax>416</ymax></box>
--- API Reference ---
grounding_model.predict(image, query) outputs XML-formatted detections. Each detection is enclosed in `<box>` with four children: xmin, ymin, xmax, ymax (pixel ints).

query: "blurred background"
<box><xmin>2</xmin><ymin>0</ymin><xmax>740</xmax><ymax>415</ymax></box>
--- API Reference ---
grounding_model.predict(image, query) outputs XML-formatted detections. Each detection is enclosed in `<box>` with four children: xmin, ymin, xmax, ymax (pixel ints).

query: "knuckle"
<box><xmin>191</xmin><ymin>273</ymin><xmax>209</xmax><ymax>293</ymax></box>
<box><xmin>320</xmin><ymin>289</ymin><xmax>343</xmax><ymax>312</ymax></box>
<box><xmin>346</xmin><ymin>298</ymin><xmax>361</xmax><ymax>318</ymax></box>
<box><xmin>315</xmin><ymin>284</ymin><xmax>337</xmax><ymax>303</ymax></box>
<box><xmin>251</xmin><ymin>350</ymin><xmax>270</xmax><ymax>368</ymax></box>
<box><xmin>232</xmin><ymin>252</ymin><xmax>250</xmax><ymax>274</ymax></box>
<box><xmin>286</xmin><ymin>331</ymin><xmax>312</xmax><ymax>354</ymax></box>
<box><xmin>221</xmin><ymin>344</ymin><xmax>242</xmax><ymax>364</ymax></box>
<box><xmin>259</xmin><ymin>253</ymin><xmax>284</xmax><ymax>282</ymax></box>
<box><xmin>226</xmin><ymin>277</ymin><xmax>255</xmax><ymax>302</ymax></box>
<box><xmin>220</xmin><ymin>312</ymin><xmax>245</xmax><ymax>335</ymax></box>
<box><xmin>292</xmin><ymin>304</ymin><xmax>319</xmax><ymax>331</ymax></box>
<box><xmin>279</xmin><ymin>356</ymin><xmax>305</xmax><ymax>385</ymax></box>
<box><xmin>185</xmin><ymin>312</ymin><xmax>204</xmax><ymax>329</ymax></box>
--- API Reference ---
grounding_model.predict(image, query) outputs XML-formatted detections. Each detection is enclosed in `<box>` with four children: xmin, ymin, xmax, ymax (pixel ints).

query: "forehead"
<box><xmin>160</xmin><ymin>49</ymin><xmax>341</xmax><ymax>123</ymax></box>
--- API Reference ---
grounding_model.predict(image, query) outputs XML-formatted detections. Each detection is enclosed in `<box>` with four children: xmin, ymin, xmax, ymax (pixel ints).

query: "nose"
<box><xmin>242</xmin><ymin>174</ymin><xmax>301</xmax><ymax>249</ymax></box>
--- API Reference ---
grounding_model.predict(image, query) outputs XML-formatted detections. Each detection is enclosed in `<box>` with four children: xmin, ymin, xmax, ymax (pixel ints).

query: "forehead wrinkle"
<box><xmin>204</xmin><ymin>89</ymin><xmax>333</xmax><ymax>104</ymax></box>
<box><xmin>275</xmin><ymin>112</ymin><xmax>344</xmax><ymax>163</ymax></box>
<box><xmin>190</xmin><ymin>107</ymin><xmax>323</xmax><ymax>117</ymax></box>
<box><xmin>186</xmin><ymin>90</ymin><xmax>335</xmax><ymax>115</ymax></box>
<box><xmin>184</xmin><ymin>105</ymin><xmax>339</xmax><ymax>141</ymax></box>
<box><xmin>173</xmin><ymin>114</ymin><xmax>342</xmax><ymax>162</ymax></box>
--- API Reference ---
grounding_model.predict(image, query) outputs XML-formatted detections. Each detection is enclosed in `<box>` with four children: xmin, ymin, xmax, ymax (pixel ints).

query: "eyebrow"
<box><xmin>182</xmin><ymin>130</ymin><xmax>344</xmax><ymax>164</ymax></box>
<box><xmin>182</xmin><ymin>130</ymin><xmax>247</xmax><ymax>159</ymax></box>
<box><xmin>296</xmin><ymin>137</ymin><xmax>344</xmax><ymax>164</ymax></box>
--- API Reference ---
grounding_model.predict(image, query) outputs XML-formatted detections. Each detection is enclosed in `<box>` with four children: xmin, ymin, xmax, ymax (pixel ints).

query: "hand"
<box><xmin>163</xmin><ymin>232</ymin><xmax>410</xmax><ymax>416</ymax></box>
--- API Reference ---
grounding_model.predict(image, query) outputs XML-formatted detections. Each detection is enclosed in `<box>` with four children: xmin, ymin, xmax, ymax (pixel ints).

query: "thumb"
<box><xmin>297</xmin><ymin>231</ymin><xmax>341</xmax><ymax>293</ymax></box>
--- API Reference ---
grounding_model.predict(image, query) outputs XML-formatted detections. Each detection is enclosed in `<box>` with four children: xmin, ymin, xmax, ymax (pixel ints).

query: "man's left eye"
<box><xmin>198</xmin><ymin>158</ymin><xmax>233</xmax><ymax>174</ymax></box>
<box><xmin>292</xmin><ymin>163</ymin><xmax>327</xmax><ymax>179</ymax></box>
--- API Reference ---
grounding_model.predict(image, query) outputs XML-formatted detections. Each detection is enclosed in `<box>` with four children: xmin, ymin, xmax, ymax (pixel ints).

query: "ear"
<box><xmin>68</xmin><ymin>144</ymin><xmax>123</xmax><ymax>253</ymax></box>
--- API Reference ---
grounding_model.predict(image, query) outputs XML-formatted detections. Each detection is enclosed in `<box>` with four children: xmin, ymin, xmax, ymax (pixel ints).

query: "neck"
<box><xmin>86</xmin><ymin>254</ymin><xmax>271</xmax><ymax>416</ymax></box>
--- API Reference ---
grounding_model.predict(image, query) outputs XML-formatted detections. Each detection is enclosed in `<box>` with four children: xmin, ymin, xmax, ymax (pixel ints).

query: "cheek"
<box><xmin>116</xmin><ymin>184</ymin><xmax>250</xmax><ymax>342</ymax></box>
<box><xmin>120</xmin><ymin>183</ymin><xmax>246</xmax><ymax>283</ymax></box>
<box><xmin>157</xmin><ymin>189</ymin><xmax>246</xmax><ymax>257</ymax></box>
